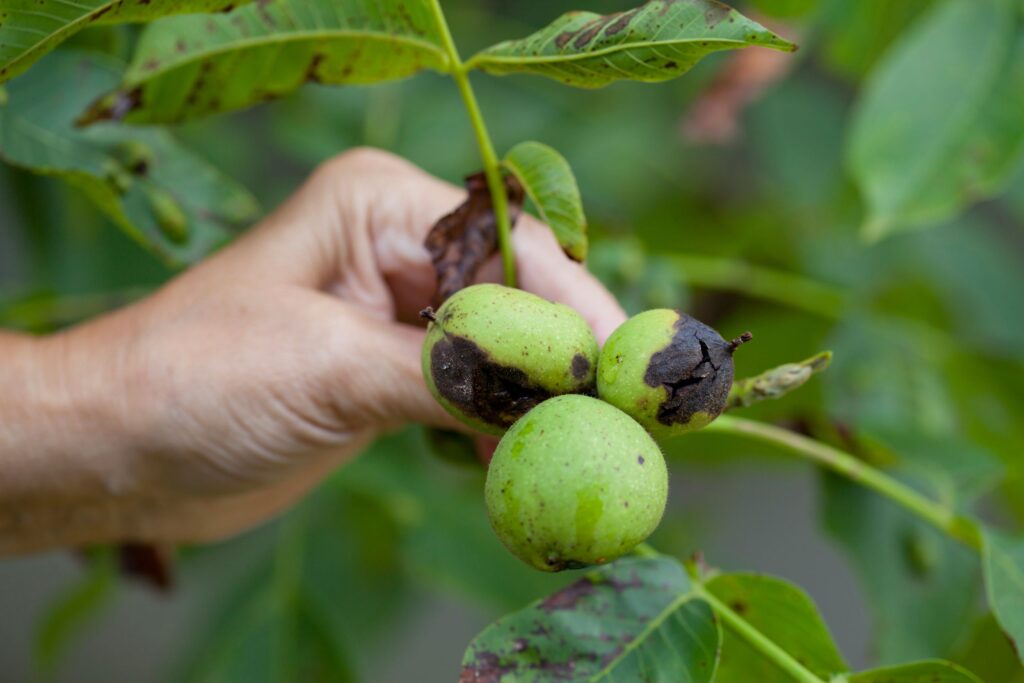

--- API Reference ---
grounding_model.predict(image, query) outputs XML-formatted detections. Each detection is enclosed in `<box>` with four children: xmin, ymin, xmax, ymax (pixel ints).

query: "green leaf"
<box><xmin>466</xmin><ymin>0</ymin><xmax>796</xmax><ymax>89</ymax></box>
<box><xmin>849</xmin><ymin>660</ymin><xmax>983</xmax><ymax>683</ymax></box>
<box><xmin>0</xmin><ymin>0</ymin><xmax>247</xmax><ymax>85</ymax></box>
<box><xmin>848</xmin><ymin>0</ymin><xmax>1024</xmax><ymax>239</ymax></box>
<box><xmin>33</xmin><ymin>547</ymin><xmax>118</xmax><ymax>679</ymax></box>
<box><xmin>80</xmin><ymin>0</ymin><xmax>450</xmax><ymax>125</ymax></box>
<box><xmin>954</xmin><ymin>614</ymin><xmax>1024</xmax><ymax>683</ymax></box>
<box><xmin>705</xmin><ymin>573</ymin><xmax>847</xmax><ymax>682</ymax></box>
<box><xmin>460</xmin><ymin>555</ymin><xmax>721</xmax><ymax>682</ymax></box>
<box><xmin>502</xmin><ymin>141</ymin><xmax>587</xmax><ymax>261</ymax></box>
<box><xmin>822</xmin><ymin>472</ymin><xmax>979</xmax><ymax>664</ymax></box>
<box><xmin>0</xmin><ymin>51</ymin><xmax>260</xmax><ymax>265</ymax></box>
<box><xmin>982</xmin><ymin>528</ymin><xmax>1024</xmax><ymax>664</ymax></box>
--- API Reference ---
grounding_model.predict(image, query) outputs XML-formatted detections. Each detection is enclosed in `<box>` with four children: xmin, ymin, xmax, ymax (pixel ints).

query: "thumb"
<box><xmin>326</xmin><ymin>306</ymin><xmax>461</xmax><ymax>431</ymax></box>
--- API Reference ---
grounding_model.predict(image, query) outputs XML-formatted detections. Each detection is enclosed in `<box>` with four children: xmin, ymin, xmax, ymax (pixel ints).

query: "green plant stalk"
<box><xmin>668</xmin><ymin>254</ymin><xmax>847</xmax><ymax>320</ymax></box>
<box><xmin>692</xmin><ymin>583</ymin><xmax>826</xmax><ymax>683</ymax></box>
<box><xmin>429</xmin><ymin>0</ymin><xmax>517</xmax><ymax>287</ymax></box>
<box><xmin>706</xmin><ymin>416</ymin><xmax>983</xmax><ymax>552</ymax></box>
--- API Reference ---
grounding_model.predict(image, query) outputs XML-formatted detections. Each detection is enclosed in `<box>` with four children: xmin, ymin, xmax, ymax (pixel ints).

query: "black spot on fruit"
<box><xmin>597</xmin><ymin>309</ymin><xmax>751</xmax><ymax>437</ymax></box>
<box><xmin>430</xmin><ymin>334</ymin><xmax>552</xmax><ymax>430</ymax></box>
<box><xmin>644</xmin><ymin>315</ymin><xmax>739</xmax><ymax>427</ymax></box>
<box><xmin>421</xmin><ymin>284</ymin><xmax>599</xmax><ymax>435</ymax></box>
<box><xmin>571</xmin><ymin>353</ymin><xmax>591</xmax><ymax>380</ymax></box>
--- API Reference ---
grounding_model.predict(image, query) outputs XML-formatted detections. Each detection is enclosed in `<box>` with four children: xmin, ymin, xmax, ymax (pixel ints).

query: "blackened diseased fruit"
<box><xmin>485</xmin><ymin>395</ymin><xmax>667</xmax><ymax>572</ymax></box>
<box><xmin>421</xmin><ymin>284</ymin><xmax>599</xmax><ymax>435</ymax></box>
<box><xmin>598</xmin><ymin>309</ymin><xmax>750</xmax><ymax>438</ymax></box>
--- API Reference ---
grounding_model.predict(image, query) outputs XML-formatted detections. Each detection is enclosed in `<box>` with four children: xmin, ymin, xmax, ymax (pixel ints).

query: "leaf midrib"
<box><xmin>1</xmin><ymin>1</ymin><xmax>115</xmax><ymax>76</ymax></box>
<box><xmin>590</xmin><ymin>591</ymin><xmax>705</xmax><ymax>681</ymax></box>
<box><xmin>125</xmin><ymin>29</ymin><xmax>449</xmax><ymax>84</ymax></box>
<box><xmin>468</xmin><ymin>37</ymin><xmax>755</xmax><ymax>69</ymax></box>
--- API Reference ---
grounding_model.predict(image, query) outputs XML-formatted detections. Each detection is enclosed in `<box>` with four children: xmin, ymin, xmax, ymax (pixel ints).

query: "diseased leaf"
<box><xmin>982</xmin><ymin>528</ymin><xmax>1024</xmax><ymax>664</ymax></box>
<box><xmin>460</xmin><ymin>556</ymin><xmax>721</xmax><ymax>683</ymax></box>
<box><xmin>466</xmin><ymin>0</ymin><xmax>796</xmax><ymax>89</ymax></box>
<box><xmin>0</xmin><ymin>0</ymin><xmax>248</xmax><ymax>85</ymax></box>
<box><xmin>848</xmin><ymin>0</ymin><xmax>1024</xmax><ymax>239</ymax></box>
<box><xmin>849</xmin><ymin>660</ymin><xmax>983</xmax><ymax>683</ymax></box>
<box><xmin>706</xmin><ymin>573</ymin><xmax>847</xmax><ymax>683</ymax></box>
<box><xmin>423</xmin><ymin>171</ymin><xmax>524</xmax><ymax>304</ymax></box>
<box><xmin>0</xmin><ymin>51</ymin><xmax>260</xmax><ymax>266</ymax></box>
<box><xmin>117</xmin><ymin>543</ymin><xmax>175</xmax><ymax>591</ymax></box>
<box><xmin>726</xmin><ymin>351</ymin><xmax>831</xmax><ymax>411</ymax></box>
<box><xmin>822</xmin><ymin>471</ymin><xmax>979</xmax><ymax>664</ymax></box>
<box><xmin>79</xmin><ymin>0</ymin><xmax>449</xmax><ymax>125</ymax></box>
<box><xmin>502</xmin><ymin>141</ymin><xmax>587</xmax><ymax>262</ymax></box>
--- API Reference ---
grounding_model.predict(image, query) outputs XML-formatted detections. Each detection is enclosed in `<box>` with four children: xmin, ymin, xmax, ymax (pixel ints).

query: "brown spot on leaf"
<box><xmin>77</xmin><ymin>86</ymin><xmax>142</xmax><ymax>127</ymax></box>
<box><xmin>430</xmin><ymin>334</ymin><xmax>552</xmax><ymax>429</ymax></box>
<box><xmin>605</xmin><ymin>8</ymin><xmax>638</xmax><ymax>36</ymax></box>
<box><xmin>730</xmin><ymin>599</ymin><xmax>748</xmax><ymax>615</ymax></box>
<box><xmin>460</xmin><ymin>652</ymin><xmax>513</xmax><ymax>683</ymax></box>
<box><xmin>118</xmin><ymin>542</ymin><xmax>174</xmax><ymax>591</ymax></box>
<box><xmin>540</xmin><ymin>576</ymin><xmax>598</xmax><ymax>612</ymax></box>
<box><xmin>705</xmin><ymin>1</ymin><xmax>732</xmax><ymax>28</ymax></box>
<box><xmin>572</xmin><ymin>18</ymin><xmax>606</xmax><ymax>49</ymax></box>
<box><xmin>424</xmin><ymin>171</ymin><xmax>524</xmax><ymax>304</ymax></box>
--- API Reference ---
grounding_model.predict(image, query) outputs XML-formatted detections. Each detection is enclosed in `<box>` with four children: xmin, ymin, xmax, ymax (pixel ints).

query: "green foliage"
<box><xmin>461</xmin><ymin>555</ymin><xmax>720</xmax><ymax>682</ymax></box>
<box><xmin>822</xmin><ymin>471</ymin><xmax>980</xmax><ymax>664</ymax></box>
<box><xmin>982</xmin><ymin>529</ymin><xmax>1024</xmax><ymax>664</ymax></box>
<box><xmin>848</xmin><ymin>0</ymin><xmax>1024</xmax><ymax>240</ymax></box>
<box><xmin>848</xmin><ymin>661</ymin><xmax>982</xmax><ymax>683</ymax></box>
<box><xmin>33</xmin><ymin>548</ymin><xmax>118</xmax><ymax>680</ymax></box>
<box><xmin>467</xmin><ymin>0</ymin><xmax>795</xmax><ymax>88</ymax></box>
<box><xmin>502</xmin><ymin>141</ymin><xmax>587</xmax><ymax>261</ymax></box>
<box><xmin>2</xmin><ymin>0</ymin><xmax>1024</xmax><ymax>680</ymax></box>
<box><xmin>81</xmin><ymin>0</ymin><xmax>450</xmax><ymax>125</ymax></box>
<box><xmin>705</xmin><ymin>573</ymin><xmax>847</xmax><ymax>682</ymax></box>
<box><xmin>0</xmin><ymin>51</ymin><xmax>259</xmax><ymax>265</ymax></box>
<box><xmin>0</xmin><ymin>0</ymin><xmax>247</xmax><ymax>84</ymax></box>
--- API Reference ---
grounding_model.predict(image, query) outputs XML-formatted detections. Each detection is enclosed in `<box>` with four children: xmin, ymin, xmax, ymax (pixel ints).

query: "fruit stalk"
<box><xmin>706</xmin><ymin>416</ymin><xmax>983</xmax><ymax>552</ymax></box>
<box><xmin>429</xmin><ymin>0</ymin><xmax>517</xmax><ymax>288</ymax></box>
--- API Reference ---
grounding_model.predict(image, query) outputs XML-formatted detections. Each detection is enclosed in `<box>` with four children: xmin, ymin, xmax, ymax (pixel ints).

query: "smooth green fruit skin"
<box><xmin>485</xmin><ymin>395</ymin><xmax>668</xmax><ymax>572</ymax></box>
<box><xmin>598</xmin><ymin>309</ymin><xmax>716</xmax><ymax>439</ymax></box>
<box><xmin>422</xmin><ymin>284</ymin><xmax>599</xmax><ymax>435</ymax></box>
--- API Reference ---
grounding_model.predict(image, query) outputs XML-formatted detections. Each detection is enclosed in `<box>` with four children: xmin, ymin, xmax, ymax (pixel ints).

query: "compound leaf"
<box><xmin>467</xmin><ymin>0</ymin><xmax>795</xmax><ymax>89</ymax></box>
<box><xmin>80</xmin><ymin>0</ymin><xmax>449</xmax><ymax>125</ymax></box>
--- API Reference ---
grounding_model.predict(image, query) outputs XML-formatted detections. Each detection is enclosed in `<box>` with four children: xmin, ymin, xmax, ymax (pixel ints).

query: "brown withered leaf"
<box><xmin>118</xmin><ymin>542</ymin><xmax>175</xmax><ymax>591</ymax></box>
<box><xmin>425</xmin><ymin>171</ymin><xmax>524</xmax><ymax>304</ymax></box>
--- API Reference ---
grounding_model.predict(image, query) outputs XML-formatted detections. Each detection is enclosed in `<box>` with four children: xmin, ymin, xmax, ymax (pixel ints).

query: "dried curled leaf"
<box><xmin>424</xmin><ymin>172</ymin><xmax>524</xmax><ymax>304</ymax></box>
<box><xmin>118</xmin><ymin>542</ymin><xmax>176</xmax><ymax>591</ymax></box>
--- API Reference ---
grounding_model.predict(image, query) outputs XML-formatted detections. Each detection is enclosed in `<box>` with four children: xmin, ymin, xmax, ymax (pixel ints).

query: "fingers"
<box><xmin>513</xmin><ymin>216</ymin><xmax>628</xmax><ymax>345</ymax></box>
<box><xmin>322</xmin><ymin>302</ymin><xmax>462</xmax><ymax>432</ymax></box>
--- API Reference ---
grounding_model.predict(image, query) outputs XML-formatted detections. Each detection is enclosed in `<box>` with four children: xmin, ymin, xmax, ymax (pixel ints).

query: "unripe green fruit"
<box><xmin>485</xmin><ymin>395</ymin><xmax>668</xmax><ymax>572</ymax></box>
<box><xmin>422</xmin><ymin>284</ymin><xmax>598</xmax><ymax>435</ymax></box>
<box><xmin>598</xmin><ymin>309</ymin><xmax>746</xmax><ymax>438</ymax></box>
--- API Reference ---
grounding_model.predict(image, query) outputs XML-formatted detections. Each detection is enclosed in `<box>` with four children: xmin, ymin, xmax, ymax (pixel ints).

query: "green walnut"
<box><xmin>598</xmin><ymin>309</ymin><xmax>751</xmax><ymax>438</ymax></box>
<box><xmin>421</xmin><ymin>284</ymin><xmax>598</xmax><ymax>435</ymax></box>
<box><xmin>486</xmin><ymin>395</ymin><xmax>667</xmax><ymax>571</ymax></box>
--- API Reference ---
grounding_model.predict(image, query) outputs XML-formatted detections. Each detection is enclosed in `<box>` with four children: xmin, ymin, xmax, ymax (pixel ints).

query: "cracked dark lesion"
<box><xmin>431</xmin><ymin>334</ymin><xmax>553</xmax><ymax>429</ymax></box>
<box><xmin>644</xmin><ymin>314</ymin><xmax>740</xmax><ymax>427</ymax></box>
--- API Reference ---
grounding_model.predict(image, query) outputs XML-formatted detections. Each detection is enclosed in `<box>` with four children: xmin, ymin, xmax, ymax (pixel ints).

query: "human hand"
<box><xmin>0</xmin><ymin>148</ymin><xmax>625</xmax><ymax>553</ymax></box>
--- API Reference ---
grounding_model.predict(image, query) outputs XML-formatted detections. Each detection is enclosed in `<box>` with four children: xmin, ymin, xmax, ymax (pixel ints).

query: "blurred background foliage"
<box><xmin>1</xmin><ymin>0</ymin><xmax>1023</xmax><ymax>681</ymax></box>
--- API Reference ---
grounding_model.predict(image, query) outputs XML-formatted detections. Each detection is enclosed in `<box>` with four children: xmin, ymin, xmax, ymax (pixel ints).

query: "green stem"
<box><xmin>668</xmin><ymin>254</ymin><xmax>847</xmax><ymax>320</ymax></box>
<box><xmin>705</xmin><ymin>416</ymin><xmax>983</xmax><ymax>552</ymax></box>
<box><xmin>693</xmin><ymin>583</ymin><xmax>826</xmax><ymax>683</ymax></box>
<box><xmin>429</xmin><ymin>0</ymin><xmax>516</xmax><ymax>287</ymax></box>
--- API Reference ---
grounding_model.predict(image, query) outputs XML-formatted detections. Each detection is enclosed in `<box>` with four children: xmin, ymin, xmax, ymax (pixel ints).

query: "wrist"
<box><xmin>0</xmin><ymin>322</ymin><xmax>140</xmax><ymax>552</ymax></box>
